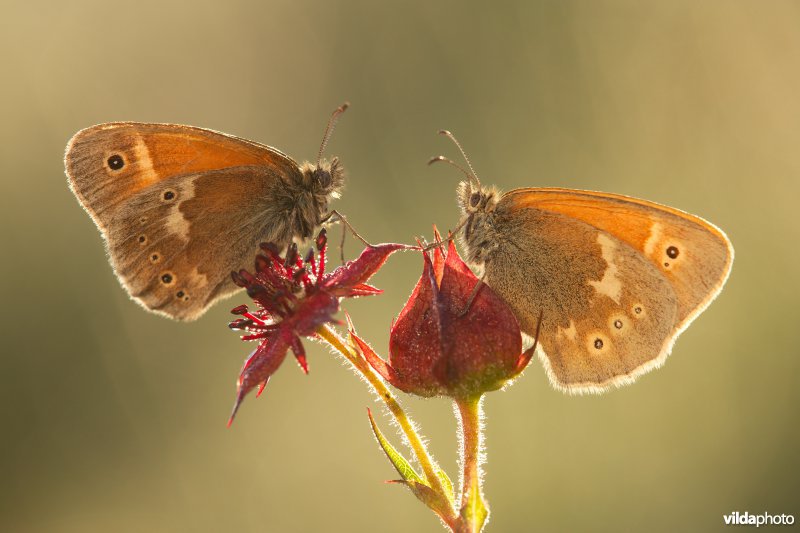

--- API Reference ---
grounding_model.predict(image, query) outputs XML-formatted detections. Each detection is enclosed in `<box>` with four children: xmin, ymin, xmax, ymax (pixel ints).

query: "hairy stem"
<box><xmin>317</xmin><ymin>323</ymin><xmax>452</xmax><ymax>513</ymax></box>
<box><xmin>455</xmin><ymin>395</ymin><xmax>488</xmax><ymax>533</ymax></box>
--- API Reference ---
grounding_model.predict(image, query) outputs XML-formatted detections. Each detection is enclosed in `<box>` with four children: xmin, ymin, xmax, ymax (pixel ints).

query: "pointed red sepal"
<box><xmin>431</xmin><ymin>226</ymin><xmax>446</xmax><ymax>285</ymax></box>
<box><xmin>351</xmin><ymin>331</ymin><xmax>404</xmax><ymax>388</ymax></box>
<box><xmin>337</xmin><ymin>283</ymin><xmax>383</xmax><ymax>298</ymax></box>
<box><xmin>513</xmin><ymin>309</ymin><xmax>544</xmax><ymax>375</ymax></box>
<box><xmin>323</xmin><ymin>243</ymin><xmax>414</xmax><ymax>297</ymax></box>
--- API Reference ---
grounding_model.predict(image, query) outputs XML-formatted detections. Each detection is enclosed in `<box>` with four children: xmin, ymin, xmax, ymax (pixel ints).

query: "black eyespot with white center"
<box><xmin>161</xmin><ymin>273</ymin><xmax>174</xmax><ymax>285</ymax></box>
<box><xmin>614</xmin><ymin>319</ymin><xmax>623</xmax><ymax>329</ymax></box>
<box><xmin>150</xmin><ymin>253</ymin><xmax>160</xmax><ymax>263</ymax></box>
<box><xmin>594</xmin><ymin>338</ymin><xmax>604</xmax><ymax>349</ymax></box>
<box><xmin>666</xmin><ymin>246</ymin><xmax>679</xmax><ymax>259</ymax></box>
<box><xmin>162</xmin><ymin>190</ymin><xmax>176</xmax><ymax>201</ymax></box>
<box><xmin>107</xmin><ymin>154</ymin><xmax>124</xmax><ymax>170</ymax></box>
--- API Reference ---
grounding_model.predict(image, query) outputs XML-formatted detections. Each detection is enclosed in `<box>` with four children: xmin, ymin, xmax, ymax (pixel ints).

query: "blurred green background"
<box><xmin>1</xmin><ymin>1</ymin><xmax>798</xmax><ymax>531</ymax></box>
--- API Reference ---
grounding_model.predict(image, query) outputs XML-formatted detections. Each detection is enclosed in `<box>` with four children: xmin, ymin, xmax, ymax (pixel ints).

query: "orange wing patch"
<box><xmin>65</xmin><ymin>123</ymin><xmax>299</xmax><ymax>227</ymax></box>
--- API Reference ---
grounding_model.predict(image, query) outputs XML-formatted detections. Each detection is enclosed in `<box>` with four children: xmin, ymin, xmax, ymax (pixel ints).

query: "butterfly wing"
<box><xmin>65</xmin><ymin>122</ymin><xmax>300</xmax><ymax>231</ymax></box>
<box><xmin>65</xmin><ymin>123</ymin><xmax>304</xmax><ymax>320</ymax></box>
<box><xmin>503</xmin><ymin>188</ymin><xmax>733</xmax><ymax>330</ymax></box>
<box><xmin>103</xmin><ymin>166</ymin><xmax>301</xmax><ymax>320</ymax></box>
<box><xmin>486</xmin><ymin>188</ymin><xmax>733</xmax><ymax>392</ymax></box>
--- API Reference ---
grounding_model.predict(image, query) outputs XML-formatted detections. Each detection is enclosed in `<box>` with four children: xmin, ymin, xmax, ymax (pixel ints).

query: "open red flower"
<box><xmin>227</xmin><ymin>230</ymin><xmax>410</xmax><ymax>424</ymax></box>
<box><xmin>354</xmin><ymin>232</ymin><xmax>537</xmax><ymax>400</ymax></box>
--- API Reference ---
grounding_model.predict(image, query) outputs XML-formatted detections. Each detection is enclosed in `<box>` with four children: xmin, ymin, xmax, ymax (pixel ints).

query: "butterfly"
<box><xmin>65</xmin><ymin>103</ymin><xmax>349</xmax><ymax>321</ymax></box>
<box><xmin>431</xmin><ymin>130</ymin><xmax>734</xmax><ymax>393</ymax></box>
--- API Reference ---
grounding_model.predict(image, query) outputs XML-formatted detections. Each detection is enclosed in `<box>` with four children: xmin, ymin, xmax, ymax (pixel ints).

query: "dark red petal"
<box><xmin>323</xmin><ymin>243</ymin><xmax>412</xmax><ymax>293</ymax></box>
<box><xmin>291</xmin><ymin>337</ymin><xmax>309</xmax><ymax>374</ymax></box>
<box><xmin>228</xmin><ymin>330</ymin><xmax>293</xmax><ymax>425</ymax></box>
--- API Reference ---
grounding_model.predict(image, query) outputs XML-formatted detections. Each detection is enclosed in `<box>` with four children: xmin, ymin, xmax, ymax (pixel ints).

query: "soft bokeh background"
<box><xmin>2</xmin><ymin>1</ymin><xmax>798</xmax><ymax>531</ymax></box>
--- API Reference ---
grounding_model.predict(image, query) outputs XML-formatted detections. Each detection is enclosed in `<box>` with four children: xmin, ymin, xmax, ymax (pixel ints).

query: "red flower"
<box><xmin>228</xmin><ymin>230</ymin><xmax>410</xmax><ymax>425</ymax></box>
<box><xmin>354</xmin><ymin>233</ymin><xmax>537</xmax><ymax>399</ymax></box>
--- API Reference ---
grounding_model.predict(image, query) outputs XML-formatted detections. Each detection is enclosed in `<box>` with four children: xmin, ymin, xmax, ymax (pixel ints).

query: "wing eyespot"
<box><xmin>587</xmin><ymin>332</ymin><xmax>611</xmax><ymax>354</ymax></box>
<box><xmin>162</xmin><ymin>189</ymin><xmax>177</xmax><ymax>202</ymax></box>
<box><xmin>106</xmin><ymin>154</ymin><xmax>125</xmax><ymax>171</ymax></box>
<box><xmin>149</xmin><ymin>253</ymin><xmax>160</xmax><ymax>264</ymax></box>
<box><xmin>160</xmin><ymin>272</ymin><xmax>175</xmax><ymax>285</ymax></box>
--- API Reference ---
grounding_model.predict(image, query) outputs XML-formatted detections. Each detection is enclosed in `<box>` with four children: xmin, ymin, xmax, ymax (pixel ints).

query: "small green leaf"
<box><xmin>436</xmin><ymin>468</ymin><xmax>455</xmax><ymax>505</ymax></box>
<box><xmin>367</xmin><ymin>408</ymin><xmax>424</xmax><ymax>485</ymax></box>
<box><xmin>401</xmin><ymin>480</ymin><xmax>456</xmax><ymax>520</ymax></box>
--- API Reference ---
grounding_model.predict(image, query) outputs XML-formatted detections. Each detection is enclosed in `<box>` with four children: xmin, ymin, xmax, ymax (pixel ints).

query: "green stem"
<box><xmin>316</xmin><ymin>324</ymin><xmax>452</xmax><ymax>513</ymax></box>
<box><xmin>455</xmin><ymin>395</ymin><xmax>488</xmax><ymax>533</ymax></box>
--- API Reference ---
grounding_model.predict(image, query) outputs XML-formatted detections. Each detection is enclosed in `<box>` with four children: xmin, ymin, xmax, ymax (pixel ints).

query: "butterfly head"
<box><xmin>303</xmin><ymin>157</ymin><xmax>345</xmax><ymax>199</ymax></box>
<box><xmin>457</xmin><ymin>180</ymin><xmax>499</xmax><ymax>215</ymax></box>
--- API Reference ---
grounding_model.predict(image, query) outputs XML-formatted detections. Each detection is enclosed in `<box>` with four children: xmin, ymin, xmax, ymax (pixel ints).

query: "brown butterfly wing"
<box><xmin>484</xmin><ymin>189</ymin><xmax>732</xmax><ymax>392</ymax></box>
<box><xmin>65</xmin><ymin>123</ymin><xmax>304</xmax><ymax>320</ymax></box>
<box><xmin>104</xmin><ymin>166</ymin><xmax>300</xmax><ymax>320</ymax></box>
<box><xmin>65</xmin><ymin>122</ymin><xmax>300</xmax><ymax>231</ymax></box>
<box><xmin>503</xmin><ymin>188</ymin><xmax>734</xmax><ymax>332</ymax></box>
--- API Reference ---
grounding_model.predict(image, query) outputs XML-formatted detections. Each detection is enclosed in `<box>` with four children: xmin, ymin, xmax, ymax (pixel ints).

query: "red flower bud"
<box><xmin>358</xmin><ymin>234</ymin><xmax>536</xmax><ymax>399</ymax></box>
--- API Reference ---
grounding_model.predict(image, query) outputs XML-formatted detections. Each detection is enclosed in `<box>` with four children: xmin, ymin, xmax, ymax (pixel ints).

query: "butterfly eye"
<box><xmin>469</xmin><ymin>192</ymin><xmax>481</xmax><ymax>208</ymax></box>
<box><xmin>315</xmin><ymin>169</ymin><xmax>332</xmax><ymax>188</ymax></box>
<box><xmin>107</xmin><ymin>154</ymin><xmax>125</xmax><ymax>171</ymax></box>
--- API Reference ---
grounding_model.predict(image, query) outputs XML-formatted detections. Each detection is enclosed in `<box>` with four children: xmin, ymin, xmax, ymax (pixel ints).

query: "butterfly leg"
<box><xmin>322</xmin><ymin>209</ymin><xmax>372</xmax><ymax>263</ymax></box>
<box><xmin>457</xmin><ymin>271</ymin><xmax>488</xmax><ymax>317</ymax></box>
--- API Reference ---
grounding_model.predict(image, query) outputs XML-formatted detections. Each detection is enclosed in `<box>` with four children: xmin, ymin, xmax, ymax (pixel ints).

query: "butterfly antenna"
<box><xmin>427</xmin><ymin>155</ymin><xmax>475</xmax><ymax>182</ymax></box>
<box><xmin>317</xmin><ymin>102</ymin><xmax>350</xmax><ymax>168</ymax></box>
<box><xmin>438</xmin><ymin>130</ymin><xmax>481</xmax><ymax>188</ymax></box>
